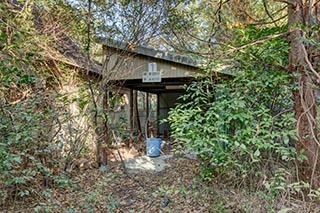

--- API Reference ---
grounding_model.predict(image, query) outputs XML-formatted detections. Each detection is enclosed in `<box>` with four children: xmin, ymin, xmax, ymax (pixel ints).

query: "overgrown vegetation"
<box><xmin>169</xmin><ymin>67</ymin><xmax>295</xmax><ymax>178</ymax></box>
<box><xmin>166</xmin><ymin>0</ymin><xmax>320</xmax><ymax>191</ymax></box>
<box><xmin>0</xmin><ymin>0</ymin><xmax>99</xmax><ymax>208</ymax></box>
<box><xmin>167</xmin><ymin>7</ymin><xmax>320</xmax><ymax>208</ymax></box>
<box><xmin>1</xmin><ymin>0</ymin><xmax>320</xmax><ymax>211</ymax></box>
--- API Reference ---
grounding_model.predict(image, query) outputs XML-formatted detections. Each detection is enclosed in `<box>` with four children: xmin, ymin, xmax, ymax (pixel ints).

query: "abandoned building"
<box><xmin>95</xmin><ymin>38</ymin><xmax>228</xmax><ymax>139</ymax></box>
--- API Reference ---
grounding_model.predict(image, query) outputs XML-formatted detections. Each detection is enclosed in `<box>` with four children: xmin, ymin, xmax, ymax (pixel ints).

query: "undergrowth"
<box><xmin>167</xmin><ymin>66</ymin><xmax>320</xmax><ymax>209</ymax></box>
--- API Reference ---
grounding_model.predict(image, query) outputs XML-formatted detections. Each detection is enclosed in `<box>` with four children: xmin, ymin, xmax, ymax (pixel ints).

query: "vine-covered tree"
<box><xmin>287</xmin><ymin>0</ymin><xmax>320</xmax><ymax>189</ymax></box>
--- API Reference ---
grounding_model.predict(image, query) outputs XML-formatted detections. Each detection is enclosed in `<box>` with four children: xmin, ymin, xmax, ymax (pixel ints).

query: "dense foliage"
<box><xmin>168</xmin><ymin>67</ymin><xmax>297</xmax><ymax>180</ymax></box>
<box><xmin>167</xmin><ymin>25</ymin><xmax>302</xmax><ymax>192</ymax></box>
<box><xmin>1</xmin><ymin>0</ymin><xmax>320</xmax><ymax>211</ymax></box>
<box><xmin>166</xmin><ymin>0</ymin><xmax>320</xmax><ymax>190</ymax></box>
<box><xmin>0</xmin><ymin>1</ymin><xmax>96</xmax><ymax>207</ymax></box>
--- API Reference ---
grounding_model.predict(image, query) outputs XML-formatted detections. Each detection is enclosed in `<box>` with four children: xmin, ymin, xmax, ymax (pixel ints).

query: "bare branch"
<box><xmin>263</xmin><ymin>0</ymin><xmax>278</xmax><ymax>27</ymax></box>
<box><xmin>226</xmin><ymin>31</ymin><xmax>289</xmax><ymax>53</ymax></box>
<box><xmin>251</xmin><ymin>14</ymin><xmax>288</xmax><ymax>26</ymax></box>
<box><xmin>274</xmin><ymin>0</ymin><xmax>296</xmax><ymax>6</ymax></box>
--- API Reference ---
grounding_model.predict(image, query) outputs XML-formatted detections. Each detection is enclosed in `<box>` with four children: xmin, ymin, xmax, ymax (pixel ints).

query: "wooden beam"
<box><xmin>157</xmin><ymin>93</ymin><xmax>160</xmax><ymax>136</ymax></box>
<box><xmin>129</xmin><ymin>89</ymin><xmax>133</xmax><ymax>146</ymax></box>
<box><xmin>146</xmin><ymin>92</ymin><xmax>149</xmax><ymax>137</ymax></box>
<box><xmin>133</xmin><ymin>90</ymin><xmax>142</xmax><ymax>137</ymax></box>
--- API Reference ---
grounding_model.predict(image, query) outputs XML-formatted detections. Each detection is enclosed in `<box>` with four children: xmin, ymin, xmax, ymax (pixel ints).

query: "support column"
<box><xmin>129</xmin><ymin>89</ymin><xmax>133</xmax><ymax>146</ymax></box>
<box><xmin>133</xmin><ymin>90</ymin><xmax>141</xmax><ymax>138</ymax></box>
<box><xmin>145</xmin><ymin>92</ymin><xmax>149</xmax><ymax>137</ymax></box>
<box><xmin>157</xmin><ymin>93</ymin><xmax>160</xmax><ymax>136</ymax></box>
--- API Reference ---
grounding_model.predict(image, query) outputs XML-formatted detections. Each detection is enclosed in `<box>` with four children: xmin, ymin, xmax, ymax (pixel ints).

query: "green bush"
<box><xmin>0</xmin><ymin>61</ymin><xmax>61</xmax><ymax>203</ymax></box>
<box><xmin>167</xmin><ymin>68</ymin><xmax>296</xmax><ymax>184</ymax></box>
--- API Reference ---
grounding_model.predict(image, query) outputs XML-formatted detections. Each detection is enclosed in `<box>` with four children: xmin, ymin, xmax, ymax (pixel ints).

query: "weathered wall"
<box><xmin>102</xmin><ymin>46</ymin><xmax>198</xmax><ymax>80</ymax></box>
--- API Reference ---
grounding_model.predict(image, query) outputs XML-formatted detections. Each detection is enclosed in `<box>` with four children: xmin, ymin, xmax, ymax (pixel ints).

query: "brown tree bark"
<box><xmin>288</xmin><ymin>0</ymin><xmax>320</xmax><ymax>189</ymax></box>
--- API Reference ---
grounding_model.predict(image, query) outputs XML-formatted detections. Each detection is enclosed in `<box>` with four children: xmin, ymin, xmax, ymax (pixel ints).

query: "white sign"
<box><xmin>143</xmin><ymin>71</ymin><xmax>161</xmax><ymax>82</ymax></box>
<box><xmin>143</xmin><ymin>62</ymin><xmax>161</xmax><ymax>82</ymax></box>
<box><xmin>148</xmin><ymin>63</ymin><xmax>157</xmax><ymax>72</ymax></box>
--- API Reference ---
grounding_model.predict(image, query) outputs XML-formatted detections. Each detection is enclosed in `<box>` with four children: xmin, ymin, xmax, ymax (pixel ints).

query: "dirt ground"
<box><xmin>14</xmin><ymin>155</ymin><xmax>216</xmax><ymax>212</ymax></box>
<box><xmin>4</xmin><ymin>145</ymin><xmax>320</xmax><ymax>213</ymax></box>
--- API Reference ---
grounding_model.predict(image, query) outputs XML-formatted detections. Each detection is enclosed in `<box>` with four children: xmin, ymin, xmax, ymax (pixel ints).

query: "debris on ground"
<box><xmin>124</xmin><ymin>155</ymin><xmax>173</xmax><ymax>173</ymax></box>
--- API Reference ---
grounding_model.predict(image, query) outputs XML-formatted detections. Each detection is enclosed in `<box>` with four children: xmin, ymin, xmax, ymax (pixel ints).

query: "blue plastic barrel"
<box><xmin>146</xmin><ymin>138</ymin><xmax>162</xmax><ymax>157</ymax></box>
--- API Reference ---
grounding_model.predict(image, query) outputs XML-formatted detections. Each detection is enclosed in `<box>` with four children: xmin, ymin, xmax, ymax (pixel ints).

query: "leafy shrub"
<box><xmin>167</xmin><ymin>67</ymin><xmax>296</xmax><ymax>184</ymax></box>
<box><xmin>0</xmin><ymin>64</ymin><xmax>60</xmax><ymax>203</ymax></box>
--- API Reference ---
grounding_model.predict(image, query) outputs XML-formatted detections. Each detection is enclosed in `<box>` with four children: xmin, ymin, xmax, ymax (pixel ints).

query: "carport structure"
<box><xmin>97</xmin><ymin>38</ymin><xmax>227</xmax><ymax>138</ymax></box>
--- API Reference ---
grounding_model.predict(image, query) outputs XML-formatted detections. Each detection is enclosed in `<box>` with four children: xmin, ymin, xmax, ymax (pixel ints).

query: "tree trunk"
<box><xmin>288</xmin><ymin>0</ymin><xmax>320</xmax><ymax>189</ymax></box>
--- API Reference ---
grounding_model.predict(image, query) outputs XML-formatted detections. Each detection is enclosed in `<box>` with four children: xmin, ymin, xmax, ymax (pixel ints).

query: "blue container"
<box><xmin>146</xmin><ymin>138</ymin><xmax>162</xmax><ymax>157</ymax></box>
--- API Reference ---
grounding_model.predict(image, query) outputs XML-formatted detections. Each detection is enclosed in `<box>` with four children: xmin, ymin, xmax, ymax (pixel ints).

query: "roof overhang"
<box><xmin>111</xmin><ymin>77</ymin><xmax>194</xmax><ymax>94</ymax></box>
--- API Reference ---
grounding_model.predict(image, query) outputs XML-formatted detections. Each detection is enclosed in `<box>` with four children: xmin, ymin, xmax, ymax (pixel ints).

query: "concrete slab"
<box><xmin>124</xmin><ymin>155</ymin><xmax>173</xmax><ymax>173</ymax></box>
